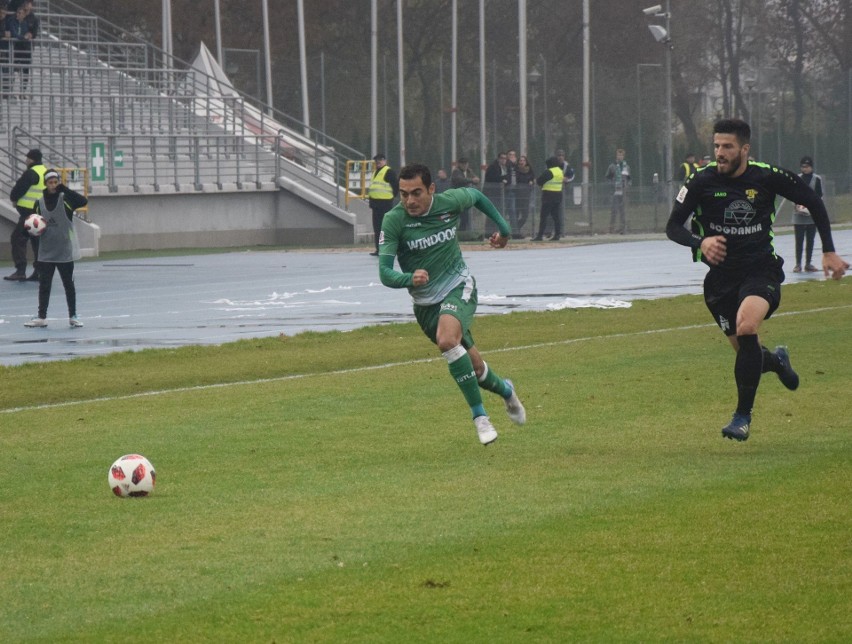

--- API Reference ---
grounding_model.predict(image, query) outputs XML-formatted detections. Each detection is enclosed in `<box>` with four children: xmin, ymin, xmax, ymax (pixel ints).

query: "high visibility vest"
<box><xmin>542</xmin><ymin>166</ymin><xmax>564</xmax><ymax>191</ymax></box>
<box><xmin>17</xmin><ymin>164</ymin><xmax>47</xmax><ymax>210</ymax></box>
<box><xmin>368</xmin><ymin>165</ymin><xmax>394</xmax><ymax>200</ymax></box>
<box><xmin>681</xmin><ymin>162</ymin><xmax>698</xmax><ymax>180</ymax></box>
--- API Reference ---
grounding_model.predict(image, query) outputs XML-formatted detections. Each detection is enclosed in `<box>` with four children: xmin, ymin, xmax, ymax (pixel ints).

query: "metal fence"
<box><xmin>1</xmin><ymin>3</ymin><xmax>366</xmax><ymax>207</ymax></box>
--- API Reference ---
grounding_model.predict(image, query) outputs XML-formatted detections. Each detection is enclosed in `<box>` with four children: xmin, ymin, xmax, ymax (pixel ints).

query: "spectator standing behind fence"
<box><xmin>367</xmin><ymin>153</ymin><xmax>397</xmax><ymax>256</ymax></box>
<box><xmin>483</xmin><ymin>152</ymin><xmax>508</xmax><ymax>237</ymax></box>
<box><xmin>792</xmin><ymin>156</ymin><xmax>823</xmax><ymax>273</ymax></box>
<box><xmin>504</xmin><ymin>149</ymin><xmax>519</xmax><ymax>236</ymax></box>
<box><xmin>514</xmin><ymin>155</ymin><xmax>535</xmax><ymax>236</ymax></box>
<box><xmin>605</xmin><ymin>148</ymin><xmax>631</xmax><ymax>234</ymax></box>
<box><xmin>451</xmin><ymin>157</ymin><xmax>479</xmax><ymax>233</ymax></box>
<box><xmin>5</xmin><ymin>148</ymin><xmax>44</xmax><ymax>281</ymax></box>
<box><xmin>532</xmin><ymin>156</ymin><xmax>564</xmax><ymax>241</ymax></box>
<box><xmin>24</xmin><ymin>169</ymin><xmax>88</xmax><ymax>328</ymax></box>
<box><xmin>2</xmin><ymin>1</ymin><xmax>35</xmax><ymax>99</ymax></box>
<box><xmin>434</xmin><ymin>168</ymin><xmax>450</xmax><ymax>193</ymax></box>
<box><xmin>555</xmin><ymin>149</ymin><xmax>576</xmax><ymax>185</ymax></box>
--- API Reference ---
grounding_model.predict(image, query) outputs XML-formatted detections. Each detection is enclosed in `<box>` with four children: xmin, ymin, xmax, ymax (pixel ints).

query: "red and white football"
<box><xmin>24</xmin><ymin>213</ymin><xmax>47</xmax><ymax>237</ymax></box>
<box><xmin>108</xmin><ymin>454</ymin><xmax>156</xmax><ymax>497</ymax></box>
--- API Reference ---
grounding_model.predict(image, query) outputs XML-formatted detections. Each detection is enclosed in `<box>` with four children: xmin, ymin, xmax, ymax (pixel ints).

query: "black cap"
<box><xmin>800</xmin><ymin>156</ymin><xmax>813</xmax><ymax>166</ymax></box>
<box><xmin>26</xmin><ymin>149</ymin><xmax>42</xmax><ymax>163</ymax></box>
<box><xmin>372</xmin><ymin>153</ymin><xmax>386</xmax><ymax>161</ymax></box>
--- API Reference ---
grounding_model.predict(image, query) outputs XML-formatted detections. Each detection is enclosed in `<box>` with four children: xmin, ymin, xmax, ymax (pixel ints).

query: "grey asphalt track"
<box><xmin>1</xmin><ymin>230</ymin><xmax>848</xmax><ymax>367</ymax></box>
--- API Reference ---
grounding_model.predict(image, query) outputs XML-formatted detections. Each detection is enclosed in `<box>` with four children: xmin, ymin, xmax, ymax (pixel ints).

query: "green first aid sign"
<box><xmin>91</xmin><ymin>142</ymin><xmax>106</xmax><ymax>181</ymax></box>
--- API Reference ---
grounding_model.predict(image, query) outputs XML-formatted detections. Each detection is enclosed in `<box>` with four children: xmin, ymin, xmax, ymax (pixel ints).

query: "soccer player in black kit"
<box><xmin>666</xmin><ymin>119</ymin><xmax>849</xmax><ymax>442</ymax></box>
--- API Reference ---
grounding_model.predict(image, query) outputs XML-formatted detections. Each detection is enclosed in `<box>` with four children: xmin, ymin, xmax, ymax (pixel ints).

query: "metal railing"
<box><xmin>1</xmin><ymin>2</ymin><xmax>365</xmax><ymax>211</ymax></box>
<box><xmin>35</xmin><ymin>1</ymin><xmax>366</xmax><ymax>186</ymax></box>
<box><xmin>8</xmin><ymin>126</ymin><xmax>282</xmax><ymax>194</ymax></box>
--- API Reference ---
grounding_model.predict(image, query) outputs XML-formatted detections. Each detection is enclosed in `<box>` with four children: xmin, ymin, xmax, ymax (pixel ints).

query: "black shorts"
<box><xmin>703</xmin><ymin>263</ymin><xmax>784</xmax><ymax>336</ymax></box>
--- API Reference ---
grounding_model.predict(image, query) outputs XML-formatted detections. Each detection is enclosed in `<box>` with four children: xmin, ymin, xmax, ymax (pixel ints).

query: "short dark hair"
<box><xmin>713</xmin><ymin>118</ymin><xmax>751</xmax><ymax>145</ymax></box>
<box><xmin>398</xmin><ymin>163</ymin><xmax>432</xmax><ymax>188</ymax></box>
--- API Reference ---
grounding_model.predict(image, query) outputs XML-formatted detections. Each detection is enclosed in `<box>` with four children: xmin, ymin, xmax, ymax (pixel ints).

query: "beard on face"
<box><xmin>717</xmin><ymin>154</ymin><xmax>743</xmax><ymax>176</ymax></box>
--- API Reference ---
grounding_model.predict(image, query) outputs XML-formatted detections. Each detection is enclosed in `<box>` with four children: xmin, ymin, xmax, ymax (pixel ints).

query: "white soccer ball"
<box><xmin>108</xmin><ymin>454</ymin><xmax>156</xmax><ymax>497</ymax></box>
<box><xmin>24</xmin><ymin>213</ymin><xmax>47</xmax><ymax>237</ymax></box>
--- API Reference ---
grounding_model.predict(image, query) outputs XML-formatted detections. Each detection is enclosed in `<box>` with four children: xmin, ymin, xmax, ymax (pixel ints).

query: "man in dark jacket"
<box><xmin>532</xmin><ymin>157</ymin><xmax>564</xmax><ymax>241</ymax></box>
<box><xmin>5</xmin><ymin>148</ymin><xmax>45</xmax><ymax>281</ymax></box>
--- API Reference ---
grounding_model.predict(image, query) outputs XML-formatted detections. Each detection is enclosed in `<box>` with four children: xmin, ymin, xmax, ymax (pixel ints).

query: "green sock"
<box><xmin>444</xmin><ymin>347</ymin><xmax>484</xmax><ymax>409</ymax></box>
<box><xmin>478</xmin><ymin>361</ymin><xmax>511</xmax><ymax>398</ymax></box>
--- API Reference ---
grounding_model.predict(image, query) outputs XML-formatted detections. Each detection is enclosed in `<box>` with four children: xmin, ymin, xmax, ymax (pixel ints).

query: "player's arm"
<box><xmin>378</xmin><ymin>254</ymin><xmax>414</xmax><ymax>289</ymax></box>
<box><xmin>470</xmin><ymin>189</ymin><xmax>511</xmax><ymax>236</ymax></box>
<box><xmin>377</xmin><ymin>217</ymin><xmax>418</xmax><ymax>288</ymax></box>
<box><xmin>665</xmin><ymin>180</ymin><xmax>702</xmax><ymax>249</ymax></box>
<box><xmin>774</xmin><ymin>170</ymin><xmax>849</xmax><ymax>279</ymax></box>
<box><xmin>62</xmin><ymin>186</ymin><xmax>88</xmax><ymax>215</ymax></box>
<box><xmin>775</xmin><ymin>171</ymin><xmax>834</xmax><ymax>251</ymax></box>
<box><xmin>666</xmin><ymin>177</ymin><xmax>726</xmax><ymax>265</ymax></box>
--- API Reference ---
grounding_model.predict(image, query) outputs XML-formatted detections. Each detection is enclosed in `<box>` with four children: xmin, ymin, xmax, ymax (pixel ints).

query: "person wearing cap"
<box><xmin>792</xmin><ymin>156</ymin><xmax>823</xmax><ymax>273</ymax></box>
<box><xmin>367</xmin><ymin>153</ymin><xmax>398</xmax><ymax>256</ymax></box>
<box><xmin>23</xmin><ymin>169</ymin><xmax>88</xmax><ymax>328</ymax></box>
<box><xmin>5</xmin><ymin>148</ymin><xmax>45</xmax><ymax>281</ymax></box>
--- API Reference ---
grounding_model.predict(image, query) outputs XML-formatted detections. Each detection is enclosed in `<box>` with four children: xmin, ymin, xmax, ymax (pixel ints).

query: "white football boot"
<box><xmin>474</xmin><ymin>415</ymin><xmax>498</xmax><ymax>446</ymax></box>
<box><xmin>503</xmin><ymin>379</ymin><xmax>526</xmax><ymax>425</ymax></box>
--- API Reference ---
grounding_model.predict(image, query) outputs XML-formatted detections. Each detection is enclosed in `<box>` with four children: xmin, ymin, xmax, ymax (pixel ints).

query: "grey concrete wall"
<box><xmin>0</xmin><ymin>187</ymin><xmax>367</xmax><ymax>258</ymax></box>
<box><xmin>86</xmin><ymin>188</ymin><xmax>356</xmax><ymax>251</ymax></box>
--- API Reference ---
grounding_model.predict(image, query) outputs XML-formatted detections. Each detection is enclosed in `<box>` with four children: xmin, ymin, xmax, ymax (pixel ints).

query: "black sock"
<box><xmin>735</xmin><ymin>334</ymin><xmax>762</xmax><ymax>416</ymax></box>
<box><xmin>761</xmin><ymin>345</ymin><xmax>780</xmax><ymax>373</ymax></box>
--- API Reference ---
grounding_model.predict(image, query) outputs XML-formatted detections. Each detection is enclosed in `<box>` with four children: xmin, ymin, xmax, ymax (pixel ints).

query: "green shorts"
<box><xmin>413</xmin><ymin>276</ymin><xmax>478</xmax><ymax>349</ymax></box>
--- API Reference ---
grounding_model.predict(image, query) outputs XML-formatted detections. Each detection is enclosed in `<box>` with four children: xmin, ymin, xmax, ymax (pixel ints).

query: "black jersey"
<box><xmin>666</xmin><ymin>161</ymin><xmax>835</xmax><ymax>272</ymax></box>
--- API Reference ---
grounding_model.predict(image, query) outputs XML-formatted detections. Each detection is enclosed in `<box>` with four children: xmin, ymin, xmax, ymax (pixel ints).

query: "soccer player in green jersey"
<box><xmin>378</xmin><ymin>163</ymin><xmax>526</xmax><ymax>446</ymax></box>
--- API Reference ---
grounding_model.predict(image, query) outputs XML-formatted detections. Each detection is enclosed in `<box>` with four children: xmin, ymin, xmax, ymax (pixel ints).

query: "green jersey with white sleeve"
<box><xmin>378</xmin><ymin>187</ymin><xmax>510</xmax><ymax>305</ymax></box>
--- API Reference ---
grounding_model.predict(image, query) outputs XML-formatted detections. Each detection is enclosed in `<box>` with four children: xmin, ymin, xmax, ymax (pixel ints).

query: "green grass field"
<box><xmin>1</xmin><ymin>282</ymin><xmax>851</xmax><ymax>642</ymax></box>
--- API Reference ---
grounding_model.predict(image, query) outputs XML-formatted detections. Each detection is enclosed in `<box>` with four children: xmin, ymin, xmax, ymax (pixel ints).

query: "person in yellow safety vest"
<box><xmin>368</xmin><ymin>153</ymin><xmax>398</xmax><ymax>256</ymax></box>
<box><xmin>678</xmin><ymin>152</ymin><xmax>699</xmax><ymax>184</ymax></box>
<box><xmin>532</xmin><ymin>156</ymin><xmax>564</xmax><ymax>241</ymax></box>
<box><xmin>5</xmin><ymin>148</ymin><xmax>46</xmax><ymax>281</ymax></box>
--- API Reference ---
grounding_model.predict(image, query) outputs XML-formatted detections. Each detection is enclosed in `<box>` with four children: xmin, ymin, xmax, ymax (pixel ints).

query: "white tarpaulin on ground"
<box><xmin>546</xmin><ymin>298</ymin><xmax>632</xmax><ymax>310</ymax></box>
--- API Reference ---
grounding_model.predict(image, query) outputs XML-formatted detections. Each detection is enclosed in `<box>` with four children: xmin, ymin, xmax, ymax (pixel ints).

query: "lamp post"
<box><xmin>643</xmin><ymin>2</ymin><xmax>673</xmax><ymax>205</ymax></box>
<box><xmin>528</xmin><ymin>65</ymin><xmax>541</xmax><ymax>158</ymax></box>
<box><xmin>541</xmin><ymin>55</ymin><xmax>549</xmax><ymax>156</ymax></box>
<box><xmin>636</xmin><ymin>63</ymin><xmax>661</xmax><ymax>188</ymax></box>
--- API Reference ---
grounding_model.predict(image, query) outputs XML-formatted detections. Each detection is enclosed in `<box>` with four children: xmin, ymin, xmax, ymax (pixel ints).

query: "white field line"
<box><xmin>3</xmin><ymin>304</ymin><xmax>850</xmax><ymax>415</ymax></box>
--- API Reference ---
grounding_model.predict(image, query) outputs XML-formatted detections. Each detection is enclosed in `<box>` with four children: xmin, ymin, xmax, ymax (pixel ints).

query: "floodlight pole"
<box><xmin>663</xmin><ymin>0</ymin><xmax>673</xmax><ymax>206</ymax></box>
<box><xmin>581</xmin><ymin>0</ymin><xmax>590</xmax><ymax>225</ymax></box>
<box><xmin>644</xmin><ymin>2</ymin><xmax>674</xmax><ymax>206</ymax></box>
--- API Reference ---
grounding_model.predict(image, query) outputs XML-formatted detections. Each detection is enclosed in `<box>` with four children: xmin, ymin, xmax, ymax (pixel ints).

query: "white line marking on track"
<box><xmin>3</xmin><ymin>304</ymin><xmax>850</xmax><ymax>415</ymax></box>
